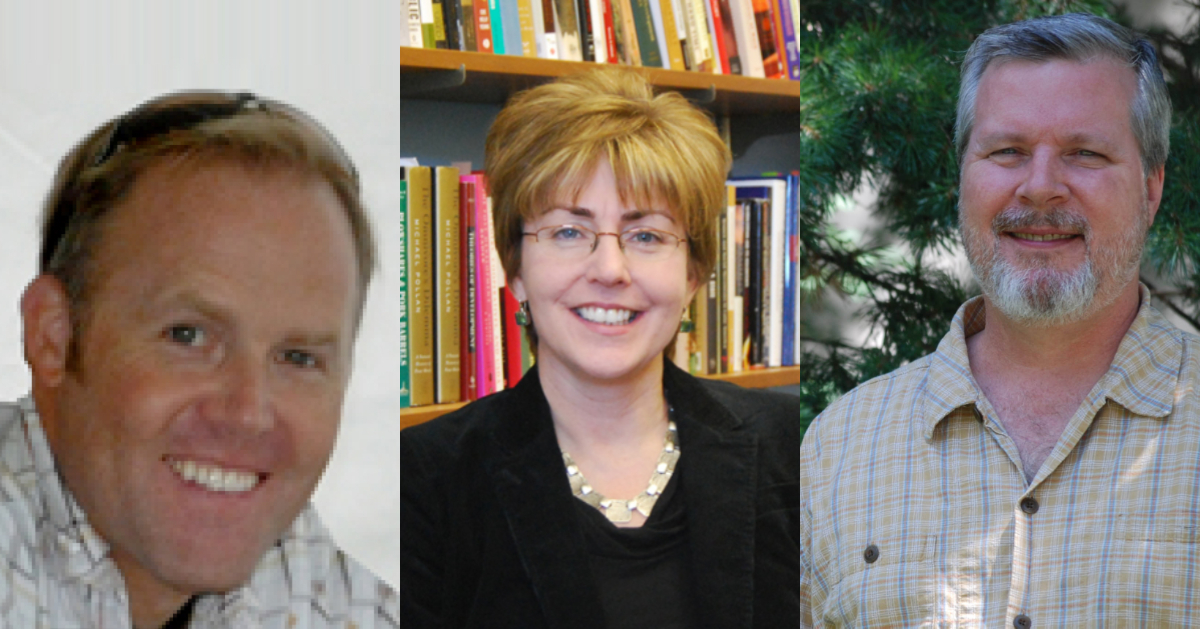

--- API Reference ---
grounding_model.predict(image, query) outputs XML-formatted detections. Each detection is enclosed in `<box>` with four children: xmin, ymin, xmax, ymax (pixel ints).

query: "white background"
<box><xmin>0</xmin><ymin>2</ymin><xmax>400</xmax><ymax>586</ymax></box>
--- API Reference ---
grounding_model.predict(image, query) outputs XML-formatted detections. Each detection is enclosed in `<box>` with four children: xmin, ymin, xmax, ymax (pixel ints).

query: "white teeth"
<box><xmin>576</xmin><ymin>307</ymin><xmax>635</xmax><ymax>325</ymax></box>
<box><xmin>1012</xmin><ymin>232</ymin><xmax>1075</xmax><ymax>242</ymax></box>
<box><xmin>168</xmin><ymin>458</ymin><xmax>259</xmax><ymax>493</ymax></box>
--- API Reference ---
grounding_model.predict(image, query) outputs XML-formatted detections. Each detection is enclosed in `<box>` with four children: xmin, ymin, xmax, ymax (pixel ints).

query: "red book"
<box><xmin>475</xmin><ymin>0</ymin><xmax>495</xmax><ymax>53</ymax></box>
<box><xmin>459</xmin><ymin>177</ymin><xmax>479</xmax><ymax>401</ymax></box>
<box><xmin>600</xmin><ymin>0</ymin><xmax>618</xmax><ymax>63</ymax></box>
<box><xmin>473</xmin><ymin>174</ymin><xmax>500</xmax><ymax>396</ymax></box>
<box><xmin>706</xmin><ymin>0</ymin><xmax>728</xmax><ymax>74</ymax></box>
<box><xmin>501</xmin><ymin>286</ymin><xmax>525</xmax><ymax>389</ymax></box>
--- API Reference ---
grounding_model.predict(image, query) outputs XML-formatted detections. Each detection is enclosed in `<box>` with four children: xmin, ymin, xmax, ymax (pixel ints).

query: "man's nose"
<box><xmin>215</xmin><ymin>355</ymin><xmax>274</xmax><ymax>438</ymax></box>
<box><xmin>1016</xmin><ymin>149</ymin><xmax>1070</xmax><ymax>208</ymax></box>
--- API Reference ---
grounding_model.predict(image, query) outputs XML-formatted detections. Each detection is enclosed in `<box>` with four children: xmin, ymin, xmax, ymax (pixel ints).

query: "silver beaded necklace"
<box><xmin>562</xmin><ymin>418</ymin><xmax>680</xmax><ymax>524</ymax></box>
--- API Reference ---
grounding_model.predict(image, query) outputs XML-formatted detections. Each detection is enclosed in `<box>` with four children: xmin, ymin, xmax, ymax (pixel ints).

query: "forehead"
<box><xmin>972</xmin><ymin>57</ymin><xmax>1138</xmax><ymax>143</ymax></box>
<box><xmin>90</xmin><ymin>159</ymin><xmax>360</xmax><ymax>323</ymax></box>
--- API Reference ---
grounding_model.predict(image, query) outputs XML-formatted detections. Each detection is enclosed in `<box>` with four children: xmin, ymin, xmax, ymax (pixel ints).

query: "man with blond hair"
<box><xmin>3</xmin><ymin>92</ymin><xmax>397</xmax><ymax>627</ymax></box>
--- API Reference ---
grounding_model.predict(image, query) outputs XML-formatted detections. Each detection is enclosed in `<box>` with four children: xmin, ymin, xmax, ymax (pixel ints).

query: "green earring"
<box><xmin>515</xmin><ymin>301</ymin><xmax>532</xmax><ymax>326</ymax></box>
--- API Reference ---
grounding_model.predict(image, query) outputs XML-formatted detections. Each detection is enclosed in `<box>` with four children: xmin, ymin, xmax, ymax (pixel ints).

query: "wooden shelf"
<box><xmin>400</xmin><ymin>47</ymin><xmax>799</xmax><ymax>115</ymax></box>
<box><xmin>400</xmin><ymin>366</ymin><xmax>799</xmax><ymax>429</ymax></box>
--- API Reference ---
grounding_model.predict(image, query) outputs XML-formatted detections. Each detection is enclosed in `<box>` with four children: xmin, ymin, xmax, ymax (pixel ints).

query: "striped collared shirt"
<box><xmin>801</xmin><ymin>287</ymin><xmax>1200</xmax><ymax>626</ymax></box>
<box><xmin>0</xmin><ymin>397</ymin><xmax>398</xmax><ymax>628</ymax></box>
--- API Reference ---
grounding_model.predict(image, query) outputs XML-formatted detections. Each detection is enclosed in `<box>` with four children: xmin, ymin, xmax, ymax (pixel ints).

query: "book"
<box><xmin>431</xmin><ymin>0</ymin><xmax>449</xmax><ymax>48</ymax></box>
<box><xmin>502</xmin><ymin>0</ymin><xmax>526</xmax><ymax>55</ymax></box>
<box><xmin>691</xmin><ymin>281</ymin><xmax>708</xmax><ymax>374</ymax></box>
<box><xmin>646</xmin><ymin>0</ymin><xmax>672</xmax><ymax>69</ymax></box>
<box><xmin>729</xmin><ymin>0</ymin><xmax>764</xmax><ymax>77</ymax></box>
<box><xmin>421</xmin><ymin>0</ymin><xmax>437</xmax><ymax>47</ymax></box>
<box><xmin>406</xmin><ymin>166</ymin><xmax>435</xmax><ymax>406</ymax></box>
<box><xmin>538</xmin><ymin>0</ymin><xmax>560</xmax><ymax>58</ymax></box>
<box><xmin>658</xmin><ymin>0</ymin><xmax>687</xmax><ymax>71</ymax></box>
<box><xmin>517</xmin><ymin>0</ymin><xmax>538</xmax><ymax>55</ymax></box>
<box><xmin>754</xmin><ymin>0</ymin><xmax>783</xmax><ymax>79</ymax></box>
<box><xmin>713</xmin><ymin>0</ymin><xmax>742</xmax><ymax>74</ymax></box>
<box><xmin>716</xmin><ymin>192</ymin><xmax>728</xmax><ymax>372</ymax></box>
<box><xmin>476</xmin><ymin>0</ymin><xmax>496</xmax><ymax>52</ymax></box>
<box><xmin>444</xmin><ymin>0</ymin><xmax>464</xmax><ymax>50</ymax></box>
<box><xmin>597</xmin><ymin>0</ymin><xmax>618</xmax><ymax>63</ymax></box>
<box><xmin>462</xmin><ymin>0</ymin><xmax>478</xmax><ymax>50</ymax></box>
<box><xmin>680</xmin><ymin>0</ymin><xmax>713</xmax><ymax>72</ymax></box>
<box><xmin>781</xmin><ymin>172</ymin><xmax>798</xmax><ymax>366</ymax></box>
<box><xmin>702</xmin><ymin>0</ymin><xmax>725</xmax><ymax>73</ymax></box>
<box><xmin>613</xmin><ymin>0</ymin><xmax>641</xmax><ymax>66</ymax></box>
<box><xmin>554</xmin><ymin>0</ymin><xmax>583</xmax><ymax>60</ymax></box>
<box><xmin>576</xmin><ymin>0</ymin><xmax>596</xmax><ymax>61</ymax></box>
<box><xmin>473</xmin><ymin>175</ymin><xmax>501</xmax><ymax>396</ymax></box>
<box><xmin>460</xmin><ymin>177</ymin><xmax>479</xmax><ymax>400</ymax></box>
<box><xmin>774</xmin><ymin>0</ymin><xmax>800</xmax><ymax>80</ymax></box>
<box><xmin>489</xmin><ymin>0</ymin><xmax>507</xmax><ymax>55</ymax></box>
<box><xmin>399</xmin><ymin>177</ymin><xmax>411</xmax><ymax>408</ymax></box>
<box><xmin>725</xmin><ymin>186</ymin><xmax>744</xmax><ymax>373</ymax></box>
<box><xmin>408</xmin><ymin>0</ymin><xmax>426</xmax><ymax>46</ymax></box>
<box><xmin>630</xmin><ymin>0</ymin><xmax>664</xmax><ymax>68</ymax></box>
<box><xmin>434</xmin><ymin>166</ymin><xmax>462</xmax><ymax>403</ymax></box>
<box><xmin>733</xmin><ymin>177</ymin><xmax>787</xmax><ymax>367</ymax></box>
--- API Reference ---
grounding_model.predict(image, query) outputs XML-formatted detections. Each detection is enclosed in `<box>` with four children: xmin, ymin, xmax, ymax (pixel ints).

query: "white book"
<box><xmin>728</xmin><ymin>0</ymin><xmax>763</xmax><ymax>77</ymax></box>
<box><xmin>646</xmin><ymin>0</ymin><xmax>671</xmax><ymax>69</ymax></box>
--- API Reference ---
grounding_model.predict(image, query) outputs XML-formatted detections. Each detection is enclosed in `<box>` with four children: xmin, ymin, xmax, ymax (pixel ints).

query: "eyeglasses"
<box><xmin>522</xmin><ymin>224</ymin><xmax>687</xmax><ymax>261</ymax></box>
<box><xmin>88</xmin><ymin>90</ymin><xmax>357</xmax><ymax>180</ymax></box>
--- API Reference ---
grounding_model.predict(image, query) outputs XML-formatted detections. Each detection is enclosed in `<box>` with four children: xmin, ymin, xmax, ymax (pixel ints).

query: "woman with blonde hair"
<box><xmin>401</xmin><ymin>69</ymin><xmax>799</xmax><ymax>628</ymax></box>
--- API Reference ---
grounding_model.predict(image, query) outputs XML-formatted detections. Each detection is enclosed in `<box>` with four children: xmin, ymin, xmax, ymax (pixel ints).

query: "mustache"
<box><xmin>992</xmin><ymin>206</ymin><xmax>1089</xmax><ymax>235</ymax></box>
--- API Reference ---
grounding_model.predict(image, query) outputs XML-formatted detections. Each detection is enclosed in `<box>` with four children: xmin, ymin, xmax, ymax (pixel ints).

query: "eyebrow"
<box><xmin>976</xmin><ymin>131</ymin><xmax>1116</xmax><ymax>150</ymax></box>
<box><xmin>551</xmin><ymin>206</ymin><xmax>677</xmax><ymax>223</ymax></box>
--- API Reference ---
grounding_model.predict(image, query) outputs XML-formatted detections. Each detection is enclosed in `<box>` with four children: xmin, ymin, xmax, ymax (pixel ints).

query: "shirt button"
<box><xmin>1014</xmin><ymin>614</ymin><xmax>1032</xmax><ymax>628</ymax></box>
<box><xmin>1020</xmin><ymin>497</ymin><xmax>1039</xmax><ymax>515</ymax></box>
<box><xmin>863</xmin><ymin>544</ymin><xmax>879</xmax><ymax>564</ymax></box>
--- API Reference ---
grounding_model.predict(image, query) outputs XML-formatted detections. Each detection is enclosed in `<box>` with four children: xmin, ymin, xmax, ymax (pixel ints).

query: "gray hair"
<box><xmin>955</xmin><ymin>13</ymin><xmax>1170</xmax><ymax>175</ymax></box>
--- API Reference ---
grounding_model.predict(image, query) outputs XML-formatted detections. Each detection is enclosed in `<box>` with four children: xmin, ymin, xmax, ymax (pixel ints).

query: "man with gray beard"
<box><xmin>800</xmin><ymin>13</ymin><xmax>1199</xmax><ymax>626</ymax></box>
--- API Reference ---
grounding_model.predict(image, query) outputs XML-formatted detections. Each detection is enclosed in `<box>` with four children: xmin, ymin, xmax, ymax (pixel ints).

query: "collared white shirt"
<box><xmin>0</xmin><ymin>397</ymin><xmax>398</xmax><ymax>628</ymax></box>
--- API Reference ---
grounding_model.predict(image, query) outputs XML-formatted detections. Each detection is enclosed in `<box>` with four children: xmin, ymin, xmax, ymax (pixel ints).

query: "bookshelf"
<box><xmin>399</xmin><ymin>49</ymin><xmax>800</xmax><ymax>429</ymax></box>
<box><xmin>400</xmin><ymin>48</ymin><xmax>799</xmax><ymax>114</ymax></box>
<box><xmin>401</xmin><ymin>365</ymin><xmax>801</xmax><ymax>429</ymax></box>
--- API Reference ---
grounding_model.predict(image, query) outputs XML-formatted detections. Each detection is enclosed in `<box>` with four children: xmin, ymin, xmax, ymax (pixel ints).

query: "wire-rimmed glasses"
<box><xmin>522</xmin><ymin>224</ymin><xmax>687</xmax><ymax>262</ymax></box>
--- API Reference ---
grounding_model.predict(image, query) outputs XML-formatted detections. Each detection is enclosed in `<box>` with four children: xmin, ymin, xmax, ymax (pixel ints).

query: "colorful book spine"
<box><xmin>407</xmin><ymin>166</ymin><xmax>435</xmax><ymax>406</ymax></box>
<box><xmin>476</xmin><ymin>0</ymin><xmax>495</xmax><ymax>53</ymax></box>
<box><xmin>408</xmin><ymin>0</ymin><xmax>426</xmax><ymax>46</ymax></box>
<box><xmin>517</xmin><ymin>0</ymin><xmax>538</xmax><ymax>55</ymax></box>
<box><xmin>434</xmin><ymin>166</ymin><xmax>462</xmax><ymax>403</ymax></box>
<box><xmin>702</xmin><ymin>0</ymin><xmax>725</xmax><ymax>73</ymax></box>
<box><xmin>775</xmin><ymin>0</ymin><xmax>799</xmax><ymax>80</ymax></box>
<box><xmin>754</xmin><ymin>0</ymin><xmax>783</xmax><ymax>79</ymax></box>
<box><xmin>646</xmin><ymin>0</ymin><xmax>672</xmax><ymax>69</ymax></box>
<box><xmin>681</xmin><ymin>0</ymin><xmax>713</xmax><ymax>72</ymax></box>
<box><xmin>462</xmin><ymin>0</ymin><xmax>478</xmax><ymax>50</ymax></box>
<box><xmin>399</xmin><ymin>177</ymin><xmax>411</xmax><ymax>408</ymax></box>
<box><xmin>554</xmin><ymin>0</ymin><xmax>583</xmax><ymax>60</ymax></box>
<box><xmin>714</xmin><ymin>0</ymin><xmax>742</xmax><ymax>74</ymax></box>
<box><xmin>421</xmin><ymin>0</ymin><xmax>438</xmax><ymax>47</ymax></box>
<box><xmin>781</xmin><ymin>172</ymin><xmax>798</xmax><ymax>366</ymax></box>
<box><xmin>474</xmin><ymin>176</ymin><xmax>500</xmax><ymax>396</ymax></box>
<box><xmin>461</xmin><ymin>177</ymin><xmax>479</xmax><ymax>400</ymax></box>
<box><xmin>658</xmin><ymin>0</ymin><xmax>687</xmax><ymax>71</ymax></box>
<box><xmin>502</xmin><ymin>0</ymin><xmax>525</xmax><ymax>55</ymax></box>
<box><xmin>489</xmin><ymin>0</ymin><xmax>507</xmax><ymax>55</ymax></box>
<box><xmin>730</xmin><ymin>0</ymin><xmax>764</xmax><ymax>77</ymax></box>
<box><xmin>599</xmin><ymin>0</ymin><xmax>618</xmax><ymax>62</ymax></box>
<box><xmin>539</xmin><ymin>0</ymin><xmax>560</xmax><ymax>58</ymax></box>
<box><xmin>487</xmin><ymin>197</ymin><xmax>507</xmax><ymax>390</ymax></box>
<box><xmin>614</xmin><ymin>0</ymin><xmax>641</xmax><ymax>66</ymax></box>
<box><xmin>577</xmin><ymin>0</ymin><xmax>596</xmax><ymax>61</ymax></box>
<box><xmin>630</xmin><ymin>0</ymin><xmax>663</xmax><ymax>67</ymax></box>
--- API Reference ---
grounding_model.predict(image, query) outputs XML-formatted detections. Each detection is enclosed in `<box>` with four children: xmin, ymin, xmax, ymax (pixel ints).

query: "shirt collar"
<box><xmin>919</xmin><ymin>284</ymin><xmax>1183</xmax><ymax>440</ymax></box>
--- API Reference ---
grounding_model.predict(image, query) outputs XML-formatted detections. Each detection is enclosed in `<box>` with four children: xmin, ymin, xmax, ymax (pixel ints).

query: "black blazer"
<box><xmin>401</xmin><ymin>360</ymin><xmax>800</xmax><ymax>628</ymax></box>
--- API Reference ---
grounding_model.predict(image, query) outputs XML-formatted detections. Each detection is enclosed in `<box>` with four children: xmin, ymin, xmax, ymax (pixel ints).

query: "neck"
<box><xmin>970</xmin><ymin>281</ymin><xmax>1141</xmax><ymax>375</ymax></box>
<box><xmin>537</xmin><ymin>356</ymin><xmax>669</xmax><ymax>454</ymax></box>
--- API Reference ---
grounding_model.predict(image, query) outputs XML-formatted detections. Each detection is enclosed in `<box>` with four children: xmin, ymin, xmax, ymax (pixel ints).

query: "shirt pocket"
<box><xmin>1100</xmin><ymin>510</ymin><xmax>1200</xmax><ymax>624</ymax></box>
<box><xmin>816</xmin><ymin>533</ymin><xmax>937</xmax><ymax>627</ymax></box>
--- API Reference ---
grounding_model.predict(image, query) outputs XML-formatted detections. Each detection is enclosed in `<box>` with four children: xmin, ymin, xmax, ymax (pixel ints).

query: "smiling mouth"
<box><xmin>1008</xmin><ymin>232</ymin><xmax>1079</xmax><ymax>242</ymax></box>
<box><xmin>166</xmin><ymin>457</ymin><xmax>262</xmax><ymax>493</ymax></box>
<box><xmin>574</xmin><ymin>306</ymin><xmax>640</xmax><ymax>325</ymax></box>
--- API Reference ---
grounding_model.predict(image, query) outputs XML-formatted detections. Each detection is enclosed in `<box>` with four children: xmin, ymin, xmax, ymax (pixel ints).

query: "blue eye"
<box><xmin>166</xmin><ymin>325</ymin><xmax>205</xmax><ymax>346</ymax></box>
<box><xmin>628</xmin><ymin>229</ymin><xmax>667</xmax><ymax>245</ymax></box>
<box><xmin>550</xmin><ymin>226</ymin><xmax>586</xmax><ymax>240</ymax></box>
<box><xmin>282</xmin><ymin>349</ymin><xmax>319</xmax><ymax>369</ymax></box>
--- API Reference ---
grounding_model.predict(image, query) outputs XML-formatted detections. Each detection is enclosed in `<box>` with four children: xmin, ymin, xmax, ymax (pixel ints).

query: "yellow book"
<box><xmin>434</xmin><ymin>166</ymin><xmax>462</xmax><ymax>404</ymax></box>
<box><xmin>407</xmin><ymin>166</ymin><xmax>436</xmax><ymax>406</ymax></box>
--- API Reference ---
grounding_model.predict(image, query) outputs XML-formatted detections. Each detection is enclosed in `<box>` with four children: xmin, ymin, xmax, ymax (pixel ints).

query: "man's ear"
<box><xmin>21</xmin><ymin>275</ymin><xmax>73</xmax><ymax>388</ymax></box>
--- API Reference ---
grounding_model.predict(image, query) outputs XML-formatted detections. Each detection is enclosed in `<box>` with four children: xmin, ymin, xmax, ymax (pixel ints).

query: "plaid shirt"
<box><xmin>801</xmin><ymin>286</ymin><xmax>1200</xmax><ymax>627</ymax></box>
<box><xmin>0</xmin><ymin>397</ymin><xmax>398</xmax><ymax>628</ymax></box>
